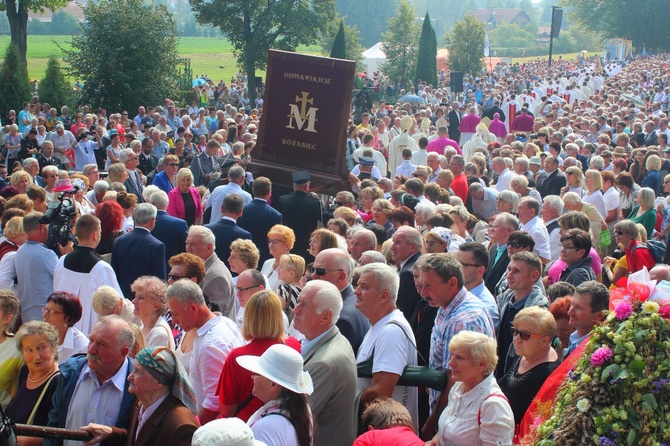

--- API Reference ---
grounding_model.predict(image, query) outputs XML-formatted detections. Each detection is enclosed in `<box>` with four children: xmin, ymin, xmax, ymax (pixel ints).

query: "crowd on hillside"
<box><xmin>0</xmin><ymin>53</ymin><xmax>669</xmax><ymax>446</ymax></box>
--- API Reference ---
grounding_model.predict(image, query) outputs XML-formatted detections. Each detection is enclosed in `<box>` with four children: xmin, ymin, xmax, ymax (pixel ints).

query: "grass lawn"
<box><xmin>0</xmin><ymin>35</ymin><xmax>322</xmax><ymax>82</ymax></box>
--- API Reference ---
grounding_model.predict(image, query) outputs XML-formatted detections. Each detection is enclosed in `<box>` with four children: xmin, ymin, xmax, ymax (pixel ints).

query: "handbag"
<box><xmin>599</xmin><ymin>227</ymin><xmax>611</xmax><ymax>250</ymax></box>
<box><xmin>0</xmin><ymin>403</ymin><xmax>18</xmax><ymax>446</ymax></box>
<box><xmin>357</xmin><ymin>321</ymin><xmax>446</xmax><ymax>391</ymax></box>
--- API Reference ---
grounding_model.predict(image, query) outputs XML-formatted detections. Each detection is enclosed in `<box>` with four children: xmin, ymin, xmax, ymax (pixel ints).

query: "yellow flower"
<box><xmin>642</xmin><ymin>301</ymin><xmax>660</xmax><ymax>313</ymax></box>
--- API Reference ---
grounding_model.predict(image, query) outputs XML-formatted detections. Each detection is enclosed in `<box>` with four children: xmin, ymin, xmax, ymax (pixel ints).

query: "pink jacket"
<box><xmin>167</xmin><ymin>186</ymin><xmax>203</xmax><ymax>222</ymax></box>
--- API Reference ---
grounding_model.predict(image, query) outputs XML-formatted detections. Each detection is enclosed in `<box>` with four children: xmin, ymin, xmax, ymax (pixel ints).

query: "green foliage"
<box><xmin>330</xmin><ymin>20</ymin><xmax>347</xmax><ymax>59</ymax></box>
<box><xmin>321</xmin><ymin>16</ymin><xmax>364</xmax><ymax>68</ymax></box>
<box><xmin>64</xmin><ymin>0</ymin><xmax>180</xmax><ymax>111</ymax></box>
<box><xmin>38</xmin><ymin>56</ymin><xmax>71</xmax><ymax>108</ymax></box>
<box><xmin>0</xmin><ymin>43</ymin><xmax>31</xmax><ymax>115</ymax></box>
<box><xmin>27</xmin><ymin>10</ymin><xmax>79</xmax><ymax>35</ymax></box>
<box><xmin>189</xmin><ymin>0</ymin><xmax>335</xmax><ymax>103</ymax></box>
<box><xmin>445</xmin><ymin>14</ymin><xmax>485</xmax><ymax>75</ymax></box>
<box><xmin>380</xmin><ymin>0</ymin><xmax>420</xmax><ymax>87</ymax></box>
<box><xmin>561</xmin><ymin>0</ymin><xmax>670</xmax><ymax>51</ymax></box>
<box><xmin>336</xmin><ymin>0</ymin><xmax>398</xmax><ymax>47</ymax></box>
<box><xmin>415</xmin><ymin>12</ymin><xmax>437</xmax><ymax>87</ymax></box>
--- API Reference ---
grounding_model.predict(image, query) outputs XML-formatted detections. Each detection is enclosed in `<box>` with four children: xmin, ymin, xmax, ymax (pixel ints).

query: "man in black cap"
<box><xmin>277</xmin><ymin>171</ymin><xmax>323</xmax><ymax>262</ymax></box>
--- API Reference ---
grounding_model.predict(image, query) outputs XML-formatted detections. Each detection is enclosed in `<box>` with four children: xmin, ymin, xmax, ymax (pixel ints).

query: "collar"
<box><xmin>443</xmin><ymin>286</ymin><xmax>469</xmax><ymax>311</ymax></box>
<box><xmin>139</xmin><ymin>392</ymin><xmax>170</xmax><ymax>423</ymax></box>
<box><xmin>197</xmin><ymin>314</ymin><xmax>223</xmax><ymax>337</ymax></box>
<box><xmin>60</xmin><ymin>326</ymin><xmax>77</xmax><ymax>350</ymax></box>
<box><xmin>522</xmin><ymin>215</ymin><xmax>540</xmax><ymax>231</ymax></box>
<box><xmin>301</xmin><ymin>326</ymin><xmax>335</xmax><ymax>358</ymax></box>
<box><xmin>469</xmin><ymin>280</ymin><xmax>486</xmax><ymax>295</ymax></box>
<box><xmin>80</xmin><ymin>356</ymin><xmax>129</xmax><ymax>390</ymax></box>
<box><xmin>221</xmin><ymin>216</ymin><xmax>236</xmax><ymax>224</ymax></box>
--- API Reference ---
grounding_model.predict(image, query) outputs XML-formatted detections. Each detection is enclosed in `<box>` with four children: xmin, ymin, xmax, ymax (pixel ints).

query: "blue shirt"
<box><xmin>469</xmin><ymin>281</ymin><xmax>500</xmax><ymax>330</ymax></box>
<box><xmin>15</xmin><ymin>240</ymin><xmax>57</xmax><ymax>322</ymax></box>
<box><xmin>151</xmin><ymin>141</ymin><xmax>169</xmax><ymax>159</ymax></box>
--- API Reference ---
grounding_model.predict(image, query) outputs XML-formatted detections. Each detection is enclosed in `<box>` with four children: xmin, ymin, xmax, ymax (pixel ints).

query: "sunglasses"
<box><xmin>508</xmin><ymin>242</ymin><xmax>527</xmax><ymax>249</ymax></box>
<box><xmin>565</xmin><ymin>171</ymin><xmax>573</xmax><ymax>175</ymax></box>
<box><xmin>312</xmin><ymin>267</ymin><xmax>344</xmax><ymax>276</ymax></box>
<box><xmin>167</xmin><ymin>273</ymin><xmax>186</xmax><ymax>281</ymax></box>
<box><xmin>615</xmin><ymin>230</ymin><xmax>625</xmax><ymax>236</ymax></box>
<box><xmin>511</xmin><ymin>328</ymin><xmax>543</xmax><ymax>341</ymax></box>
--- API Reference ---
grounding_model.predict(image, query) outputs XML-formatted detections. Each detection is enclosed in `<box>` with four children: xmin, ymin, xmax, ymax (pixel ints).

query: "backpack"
<box><xmin>631</xmin><ymin>240</ymin><xmax>666</xmax><ymax>264</ymax></box>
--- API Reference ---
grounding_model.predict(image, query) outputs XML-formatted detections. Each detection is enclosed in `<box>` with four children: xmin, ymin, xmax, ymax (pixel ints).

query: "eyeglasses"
<box><xmin>508</xmin><ymin>242</ymin><xmax>526</xmax><ymax>249</ymax></box>
<box><xmin>267</xmin><ymin>239</ymin><xmax>284</xmax><ymax>245</ymax></box>
<box><xmin>615</xmin><ymin>230</ymin><xmax>625</xmax><ymax>236</ymax></box>
<box><xmin>167</xmin><ymin>163</ymin><xmax>179</xmax><ymax>167</ymax></box>
<box><xmin>458</xmin><ymin>261</ymin><xmax>484</xmax><ymax>268</ymax></box>
<box><xmin>565</xmin><ymin>171</ymin><xmax>573</xmax><ymax>176</ymax></box>
<box><xmin>334</xmin><ymin>201</ymin><xmax>345</xmax><ymax>206</ymax></box>
<box><xmin>511</xmin><ymin>328</ymin><xmax>544</xmax><ymax>341</ymax></box>
<box><xmin>167</xmin><ymin>273</ymin><xmax>187</xmax><ymax>281</ymax></box>
<box><xmin>312</xmin><ymin>267</ymin><xmax>344</xmax><ymax>276</ymax></box>
<box><xmin>558</xmin><ymin>244</ymin><xmax>576</xmax><ymax>251</ymax></box>
<box><xmin>236</xmin><ymin>284</ymin><xmax>260</xmax><ymax>293</ymax></box>
<box><xmin>42</xmin><ymin>307</ymin><xmax>63</xmax><ymax>315</ymax></box>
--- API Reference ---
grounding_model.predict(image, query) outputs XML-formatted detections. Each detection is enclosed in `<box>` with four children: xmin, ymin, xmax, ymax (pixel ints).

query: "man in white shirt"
<box><xmin>206</xmin><ymin>165</ymin><xmax>252</xmax><ymax>223</ymax></box>
<box><xmin>45</xmin><ymin>316</ymin><xmax>136</xmax><ymax>446</ymax></box>
<box><xmin>455</xmin><ymin>243</ymin><xmax>499</xmax><ymax>330</ymax></box>
<box><xmin>518</xmin><ymin>197</ymin><xmax>551</xmax><ymax>264</ymax></box>
<box><xmin>166</xmin><ymin>279</ymin><xmax>243</xmax><ymax>424</ymax></box>
<box><xmin>354</xmin><ymin>263</ymin><xmax>419</xmax><ymax>429</ymax></box>
<box><xmin>540</xmin><ymin>195</ymin><xmax>564</xmax><ymax>261</ymax></box>
<box><xmin>492</xmin><ymin>157</ymin><xmax>514</xmax><ymax>192</ymax></box>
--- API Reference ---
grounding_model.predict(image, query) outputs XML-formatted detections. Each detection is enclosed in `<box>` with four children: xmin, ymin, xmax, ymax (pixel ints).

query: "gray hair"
<box><xmin>496</xmin><ymin>212</ymin><xmax>520</xmax><ymax>231</ymax></box>
<box><xmin>166</xmin><ymin>278</ymin><xmax>206</xmax><ymax>305</ymax></box>
<box><xmin>543</xmin><ymin>195</ymin><xmax>564</xmax><ymax>214</ymax></box>
<box><xmin>415</xmin><ymin>201</ymin><xmax>437</xmax><ymax>220</ymax></box>
<box><xmin>355</xmin><ymin>263</ymin><xmax>400</xmax><ymax>304</ymax></box>
<box><xmin>304</xmin><ymin>280</ymin><xmax>343</xmax><ymax>325</ymax></box>
<box><xmin>589</xmin><ymin>155</ymin><xmax>604</xmax><ymax>170</ymax></box>
<box><xmin>118</xmin><ymin>148</ymin><xmax>135</xmax><ymax>163</ymax></box>
<box><xmin>93</xmin><ymin>180</ymin><xmax>109</xmax><ymax>194</ymax></box>
<box><xmin>519</xmin><ymin>196</ymin><xmax>540</xmax><ymax>216</ymax></box>
<box><xmin>498</xmin><ymin>190</ymin><xmax>520</xmax><ymax>213</ymax></box>
<box><xmin>188</xmin><ymin>225</ymin><xmax>216</xmax><ymax>246</ymax></box>
<box><xmin>562</xmin><ymin>191</ymin><xmax>582</xmax><ymax>206</ymax></box>
<box><xmin>143</xmin><ymin>185</ymin><xmax>160</xmax><ymax>203</ymax></box>
<box><xmin>514</xmin><ymin>157</ymin><xmax>529</xmax><ymax>170</ymax></box>
<box><xmin>227</xmin><ymin>165</ymin><xmax>245</xmax><ymax>182</ymax></box>
<box><xmin>22</xmin><ymin>158</ymin><xmax>38</xmax><ymax>169</ymax></box>
<box><xmin>133</xmin><ymin>203</ymin><xmax>157</xmax><ymax>224</ymax></box>
<box><xmin>15</xmin><ymin>321</ymin><xmax>60</xmax><ymax>360</ymax></box>
<box><xmin>639</xmin><ymin>187</ymin><xmax>656</xmax><ymax>209</ymax></box>
<box><xmin>354</xmin><ymin>228</ymin><xmax>377</xmax><ymax>250</ymax></box>
<box><xmin>320</xmin><ymin>248</ymin><xmax>354</xmax><ymax>281</ymax></box>
<box><xmin>92</xmin><ymin>285</ymin><xmax>123</xmax><ymax>315</ymax></box>
<box><xmin>41</xmin><ymin>165</ymin><xmax>58</xmax><ymax>178</ymax></box>
<box><xmin>83</xmin><ymin>164</ymin><xmax>98</xmax><ymax>175</ymax></box>
<box><xmin>149</xmin><ymin>190</ymin><xmax>169</xmax><ymax>208</ymax></box>
<box><xmin>358</xmin><ymin>250</ymin><xmax>387</xmax><ymax>265</ymax></box>
<box><xmin>97</xmin><ymin>315</ymin><xmax>136</xmax><ymax>351</ymax></box>
<box><xmin>469</xmin><ymin>182</ymin><xmax>484</xmax><ymax>195</ymax></box>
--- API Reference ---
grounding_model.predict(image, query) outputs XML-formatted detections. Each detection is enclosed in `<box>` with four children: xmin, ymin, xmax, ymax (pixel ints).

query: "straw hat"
<box><xmin>237</xmin><ymin>344</ymin><xmax>313</xmax><ymax>395</ymax></box>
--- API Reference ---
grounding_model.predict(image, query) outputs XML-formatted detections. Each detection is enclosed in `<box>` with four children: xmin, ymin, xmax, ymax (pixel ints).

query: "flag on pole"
<box><xmin>484</xmin><ymin>31</ymin><xmax>490</xmax><ymax>57</ymax></box>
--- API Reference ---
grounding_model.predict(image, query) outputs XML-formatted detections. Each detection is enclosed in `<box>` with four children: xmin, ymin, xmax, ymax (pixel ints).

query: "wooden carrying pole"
<box><xmin>15</xmin><ymin>424</ymin><xmax>94</xmax><ymax>441</ymax></box>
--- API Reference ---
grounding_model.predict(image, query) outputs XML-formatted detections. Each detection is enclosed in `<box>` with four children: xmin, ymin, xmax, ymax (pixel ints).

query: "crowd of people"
<box><xmin>0</xmin><ymin>52</ymin><xmax>669</xmax><ymax>446</ymax></box>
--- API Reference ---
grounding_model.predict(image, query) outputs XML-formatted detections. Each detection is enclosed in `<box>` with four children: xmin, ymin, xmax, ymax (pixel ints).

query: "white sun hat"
<box><xmin>236</xmin><ymin>344</ymin><xmax>313</xmax><ymax>395</ymax></box>
<box><xmin>191</xmin><ymin>417</ymin><xmax>266</xmax><ymax>446</ymax></box>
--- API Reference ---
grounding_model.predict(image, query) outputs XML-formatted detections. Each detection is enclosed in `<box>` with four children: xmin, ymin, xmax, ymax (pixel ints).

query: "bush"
<box><xmin>0</xmin><ymin>44</ymin><xmax>32</xmax><ymax>116</ymax></box>
<box><xmin>39</xmin><ymin>57</ymin><xmax>72</xmax><ymax>108</ymax></box>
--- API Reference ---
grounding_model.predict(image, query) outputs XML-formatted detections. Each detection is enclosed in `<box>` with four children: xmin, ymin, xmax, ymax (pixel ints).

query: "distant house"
<box><xmin>472</xmin><ymin>8</ymin><xmax>531</xmax><ymax>29</ymax></box>
<box><xmin>28</xmin><ymin>1</ymin><xmax>86</xmax><ymax>22</ymax></box>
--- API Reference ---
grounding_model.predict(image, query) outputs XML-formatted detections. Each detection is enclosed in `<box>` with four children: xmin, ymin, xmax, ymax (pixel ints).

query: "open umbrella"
<box><xmin>192</xmin><ymin>78</ymin><xmax>206</xmax><ymax>87</ymax></box>
<box><xmin>622</xmin><ymin>93</ymin><xmax>645</xmax><ymax>108</ymax></box>
<box><xmin>398</xmin><ymin>94</ymin><xmax>425</xmax><ymax>104</ymax></box>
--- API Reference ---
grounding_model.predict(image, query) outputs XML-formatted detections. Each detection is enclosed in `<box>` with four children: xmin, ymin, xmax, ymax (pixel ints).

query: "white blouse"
<box><xmin>438</xmin><ymin>373</ymin><xmax>514</xmax><ymax>446</ymax></box>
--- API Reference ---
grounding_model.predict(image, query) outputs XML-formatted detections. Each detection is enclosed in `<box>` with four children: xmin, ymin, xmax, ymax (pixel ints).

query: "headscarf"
<box><xmin>135</xmin><ymin>346</ymin><xmax>198</xmax><ymax>414</ymax></box>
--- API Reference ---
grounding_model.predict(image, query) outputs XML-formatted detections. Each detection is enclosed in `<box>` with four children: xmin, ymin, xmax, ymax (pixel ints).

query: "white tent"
<box><xmin>362</xmin><ymin>42</ymin><xmax>386</xmax><ymax>74</ymax></box>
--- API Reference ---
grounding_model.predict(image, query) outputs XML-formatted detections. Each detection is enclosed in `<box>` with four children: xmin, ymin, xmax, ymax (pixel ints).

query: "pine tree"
<box><xmin>39</xmin><ymin>57</ymin><xmax>72</xmax><ymax>108</ymax></box>
<box><xmin>380</xmin><ymin>0</ymin><xmax>420</xmax><ymax>88</ymax></box>
<box><xmin>0</xmin><ymin>44</ymin><xmax>31</xmax><ymax>116</ymax></box>
<box><xmin>415</xmin><ymin>12</ymin><xmax>438</xmax><ymax>87</ymax></box>
<box><xmin>330</xmin><ymin>20</ymin><xmax>347</xmax><ymax>59</ymax></box>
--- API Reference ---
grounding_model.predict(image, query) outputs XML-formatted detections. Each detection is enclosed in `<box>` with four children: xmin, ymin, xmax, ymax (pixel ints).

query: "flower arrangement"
<box><xmin>527</xmin><ymin>276</ymin><xmax>670</xmax><ymax>446</ymax></box>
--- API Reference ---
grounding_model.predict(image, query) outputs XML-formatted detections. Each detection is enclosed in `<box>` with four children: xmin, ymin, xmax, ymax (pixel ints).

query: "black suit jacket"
<box><xmin>447</xmin><ymin>110</ymin><xmax>461</xmax><ymax>141</ymax></box>
<box><xmin>237</xmin><ymin>198</ymin><xmax>283</xmax><ymax>266</ymax></box>
<box><xmin>397</xmin><ymin>252</ymin><xmax>422</xmax><ymax>321</ymax></box>
<box><xmin>277</xmin><ymin>191</ymin><xmax>323</xmax><ymax>262</ymax></box>
<box><xmin>124</xmin><ymin>170</ymin><xmax>145</xmax><ymax>203</ymax></box>
<box><xmin>336</xmin><ymin>284</ymin><xmax>371</xmax><ymax>355</ymax></box>
<box><xmin>138</xmin><ymin>152</ymin><xmax>158</xmax><ymax>176</ymax></box>
<box><xmin>483</xmin><ymin>106</ymin><xmax>506</xmax><ymax>122</ymax></box>
<box><xmin>536</xmin><ymin>169</ymin><xmax>567</xmax><ymax>198</ymax></box>
<box><xmin>205</xmin><ymin>218</ymin><xmax>252</xmax><ymax>270</ymax></box>
<box><xmin>152</xmin><ymin>210</ymin><xmax>188</xmax><ymax>270</ymax></box>
<box><xmin>37</xmin><ymin>153</ymin><xmax>62</xmax><ymax>172</ymax></box>
<box><xmin>111</xmin><ymin>228</ymin><xmax>167</xmax><ymax>298</ymax></box>
<box><xmin>485</xmin><ymin>246</ymin><xmax>510</xmax><ymax>295</ymax></box>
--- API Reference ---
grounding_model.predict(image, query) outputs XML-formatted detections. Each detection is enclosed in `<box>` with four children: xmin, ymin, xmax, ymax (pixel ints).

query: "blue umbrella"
<box><xmin>192</xmin><ymin>78</ymin><xmax>206</xmax><ymax>87</ymax></box>
<box><xmin>398</xmin><ymin>94</ymin><xmax>425</xmax><ymax>104</ymax></box>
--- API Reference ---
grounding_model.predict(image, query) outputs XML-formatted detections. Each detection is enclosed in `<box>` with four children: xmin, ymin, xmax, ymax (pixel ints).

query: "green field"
<box><xmin>0</xmin><ymin>35</ymin><xmax>322</xmax><ymax>82</ymax></box>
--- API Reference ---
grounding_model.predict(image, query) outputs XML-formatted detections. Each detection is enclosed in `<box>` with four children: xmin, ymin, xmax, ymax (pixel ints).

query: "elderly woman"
<box><xmin>509</xmin><ymin>175</ymin><xmax>542</xmax><ymax>203</ymax></box>
<box><xmin>415</xmin><ymin>201</ymin><xmax>437</xmax><ymax>233</ymax></box>
<box><xmin>499</xmin><ymin>307</ymin><xmax>560</xmax><ymax>427</ymax></box>
<box><xmin>368</xmin><ymin>198</ymin><xmax>395</xmax><ymax>238</ymax></box>
<box><xmin>5</xmin><ymin>321</ymin><xmax>61</xmax><ymax>445</ymax></box>
<box><xmin>153</xmin><ymin>154</ymin><xmax>180</xmax><ymax>194</ymax></box>
<box><xmin>616</xmin><ymin>172</ymin><xmax>641</xmax><ymax>218</ymax></box>
<box><xmin>131</xmin><ymin>276</ymin><xmax>175</xmax><ymax>350</ymax></box>
<box><xmin>307</xmin><ymin>228</ymin><xmax>339</xmax><ymax>259</ymax></box>
<box><xmin>92</xmin><ymin>285</ymin><xmax>139</xmax><ymax>324</ymax></box>
<box><xmin>237</xmin><ymin>344</ymin><xmax>313</xmax><ymax>446</ymax></box>
<box><xmin>607</xmin><ymin>220</ymin><xmax>656</xmax><ymax>276</ymax></box>
<box><xmin>496</xmin><ymin>190</ymin><xmax>519</xmax><ymax>215</ymax></box>
<box><xmin>0</xmin><ymin>216</ymin><xmax>25</xmax><ymax>290</ymax></box>
<box><xmin>448</xmin><ymin>205</ymin><xmax>474</xmax><ymax>250</ymax></box>
<box><xmin>0</xmin><ymin>290</ymin><xmax>22</xmax><ymax>407</ymax></box>
<box><xmin>583</xmin><ymin>169</ymin><xmax>607</xmax><ymax>219</ymax></box>
<box><xmin>628</xmin><ymin>187</ymin><xmax>657</xmax><ymax>237</ymax></box>
<box><xmin>106</xmin><ymin>162</ymin><xmax>129</xmax><ymax>185</ymax></box>
<box><xmin>642</xmin><ymin>154</ymin><xmax>662</xmax><ymax>197</ymax></box>
<box><xmin>42</xmin><ymin>292</ymin><xmax>89</xmax><ymax>363</ymax></box>
<box><xmin>358</xmin><ymin>186</ymin><xmax>384</xmax><ymax>223</ymax></box>
<box><xmin>261</xmin><ymin>224</ymin><xmax>295</xmax><ymax>290</ymax></box>
<box><xmin>562</xmin><ymin>191</ymin><xmax>607</xmax><ymax>254</ymax></box>
<box><xmin>81</xmin><ymin>346</ymin><xmax>199</xmax><ymax>446</ymax></box>
<box><xmin>71</xmin><ymin>177</ymin><xmax>95</xmax><ymax>215</ymax></box>
<box><xmin>423</xmin><ymin>227</ymin><xmax>451</xmax><ymax>253</ymax></box>
<box><xmin>229</xmin><ymin>239</ymin><xmax>260</xmax><ymax>279</ymax></box>
<box><xmin>95</xmin><ymin>200</ymin><xmax>125</xmax><ymax>255</ymax></box>
<box><xmin>217</xmin><ymin>291</ymin><xmax>300</xmax><ymax>422</ymax></box>
<box><xmin>559</xmin><ymin>166</ymin><xmax>584</xmax><ymax>198</ymax></box>
<box><xmin>10</xmin><ymin>170</ymin><xmax>30</xmax><ymax>194</ymax></box>
<box><xmin>117</xmin><ymin>191</ymin><xmax>138</xmax><ymax>232</ymax></box>
<box><xmin>427</xmin><ymin>331</ymin><xmax>514</xmax><ymax>446</ymax></box>
<box><xmin>167</xmin><ymin>168</ymin><xmax>203</xmax><ymax>226</ymax></box>
<box><xmin>389</xmin><ymin>205</ymin><xmax>415</xmax><ymax>231</ymax></box>
<box><xmin>4</xmin><ymin>124</ymin><xmax>21</xmax><ymax>167</ymax></box>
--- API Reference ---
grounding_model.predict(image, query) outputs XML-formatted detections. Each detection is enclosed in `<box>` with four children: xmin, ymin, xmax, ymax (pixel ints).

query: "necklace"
<box><xmin>27</xmin><ymin>364</ymin><xmax>57</xmax><ymax>383</ymax></box>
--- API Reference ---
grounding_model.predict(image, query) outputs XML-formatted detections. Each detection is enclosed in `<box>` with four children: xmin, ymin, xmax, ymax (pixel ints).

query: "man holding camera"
<box><xmin>71</xmin><ymin>127</ymin><xmax>102</xmax><ymax>171</ymax></box>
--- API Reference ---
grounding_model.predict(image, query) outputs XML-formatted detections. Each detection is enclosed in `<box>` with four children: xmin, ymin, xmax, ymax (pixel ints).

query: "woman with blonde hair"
<box><xmin>261</xmin><ymin>225</ymin><xmax>295</xmax><ymax>290</ymax></box>
<box><xmin>509</xmin><ymin>175</ymin><xmax>542</xmax><ymax>202</ymax></box>
<box><xmin>116</xmin><ymin>191</ymin><xmax>138</xmax><ymax>232</ymax></box>
<box><xmin>167</xmin><ymin>168</ymin><xmax>203</xmax><ymax>226</ymax></box>
<box><xmin>9</xmin><ymin>170</ymin><xmax>31</xmax><ymax>194</ymax></box>
<box><xmin>562</xmin><ymin>191</ymin><xmax>607</xmax><ymax>256</ymax></box>
<box><xmin>106</xmin><ymin>162</ymin><xmax>128</xmax><ymax>185</ymax></box>
<box><xmin>276</xmin><ymin>254</ymin><xmax>305</xmax><ymax>322</ymax></box>
<box><xmin>358</xmin><ymin>186</ymin><xmax>384</xmax><ymax>223</ymax></box>
<box><xmin>217</xmin><ymin>291</ymin><xmax>300</xmax><ymax>421</ymax></box>
<box><xmin>583</xmin><ymin>169</ymin><xmax>607</xmax><ymax>219</ymax></box>
<box><xmin>642</xmin><ymin>153</ymin><xmax>662</xmax><ymax>196</ymax></box>
<box><xmin>559</xmin><ymin>166</ymin><xmax>584</xmax><ymax>198</ymax></box>
<box><xmin>368</xmin><ymin>198</ymin><xmax>395</xmax><ymax>238</ymax></box>
<box><xmin>0</xmin><ymin>290</ymin><xmax>22</xmax><ymax>407</ymax></box>
<box><xmin>627</xmin><ymin>187</ymin><xmax>657</xmax><ymax>238</ymax></box>
<box><xmin>130</xmin><ymin>276</ymin><xmax>174</xmax><ymax>350</ymax></box>
<box><xmin>307</xmin><ymin>228</ymin><xmax>339</xmax><ymax>259</ymax></box>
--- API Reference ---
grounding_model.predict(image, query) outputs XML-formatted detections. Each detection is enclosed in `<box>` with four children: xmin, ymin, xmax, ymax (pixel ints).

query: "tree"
<box><xmin>380</xmin><ymin>0</ymin><xmax>420</xmax><ymax>88</ymax></box>
<box><xmin>330</xmin><ymin>20</ymin><xmax>347</xmax><ymax>59</ymax></box>
<box><xmin>335</xmin><ymin>0</ymin><xmax>398</xmax><ymax>47</ymax></box>
<box><xmin>0</xmin><ymin>44</ymin><xmax>31</xmax><ymax>116</ymax></box>
<box><xmin>64</xmin><ymin>0</ymin><xmax>180</xmax><ymax>112</ymax></box>
<box><xmin>39</xmin><ymin>57</ymin><xmax>71</xmax><ymax>108</ymax></box>
<box><xmin>321</xmin><ymin>15</ymin><xmax>364</xmax><ymax>66</ymax></box>
<box><xmin>562</xmin><ymin>0</ymin><xmax>670</xmax><ymax>51</ymax></box>
<box><xmin>189</xmin><ymin>0</ymin><xmax>335</xmax><ymax>105</ymax></box>
<box><xmin>0</xmin><ymin>0</ymin><xmax>69</xmax><ymax>68</ymax></box>
<box><xmin>415</xmin><ymin>12</ymin><xmax>437</xmax><ymax>87</ymax></box>
<box><xmin>445</xmin><ymin>14</ymin><xmax>485</xmax><ymax>75</ymax></box>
